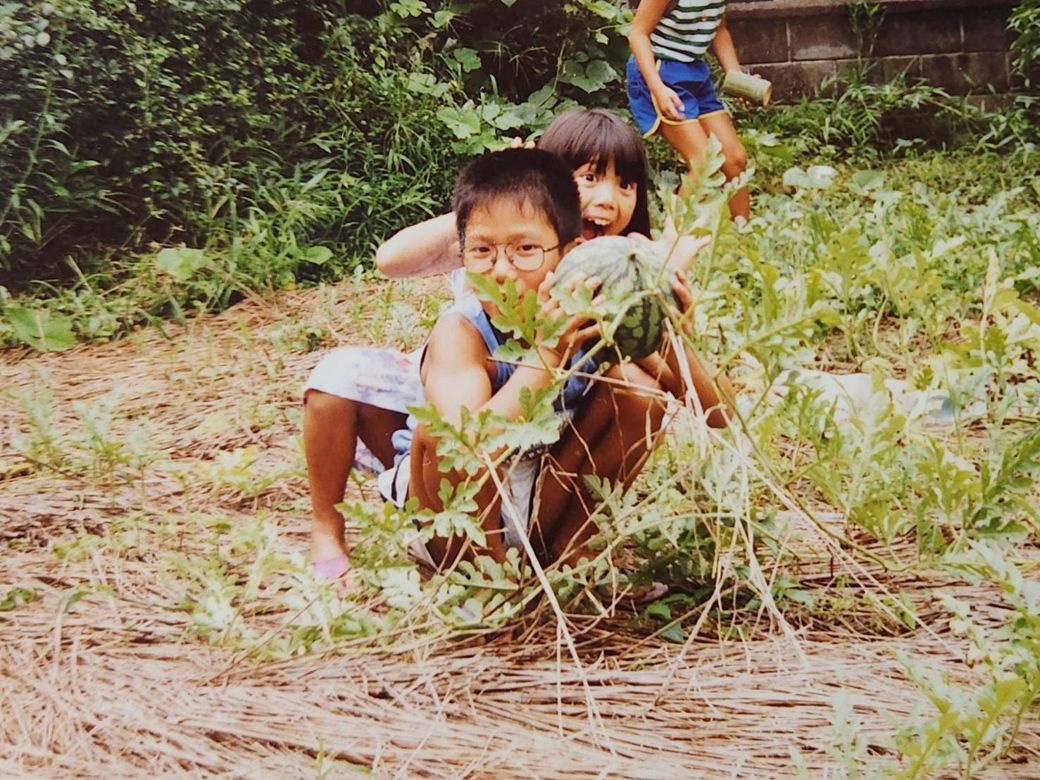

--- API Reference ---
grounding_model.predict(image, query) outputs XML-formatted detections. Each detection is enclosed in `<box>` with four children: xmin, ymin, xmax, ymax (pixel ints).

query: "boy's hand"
<box><xmin>653</xmin><ymin>85</ymin><xmax>685</xmax><ymax>122</ymax></box>
<box><xmin>537</xmin><ymin>271</ymin><xmax>602</xmax><ymax>364</ymax></box>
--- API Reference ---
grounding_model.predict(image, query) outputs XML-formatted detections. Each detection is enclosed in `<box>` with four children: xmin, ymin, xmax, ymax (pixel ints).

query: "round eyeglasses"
<box><xmin>462</xmin><ymin>242</ymin><xmax>559</xmax><ymax>272</ymax></box>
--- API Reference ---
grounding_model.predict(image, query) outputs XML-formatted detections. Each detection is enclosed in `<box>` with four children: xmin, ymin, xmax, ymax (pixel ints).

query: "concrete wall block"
<box><xmin>789</xmin><ymin>14</ymin><xmax>858</xmax><ymax>61</ymax></box>
<box><xmin>918</xmin><ymin>51</ymin><xmax>1010</xmax><ymax>94</ymax></box>
<box><xmin>962</xmin><ymin>8</ymin><xmax>1014</xmax><ymax>52</ymax></box>
<box><xmin>750</xmin><ymin>60</ymin><xmax>838</xmax><ymax>98</ymax></box>
<box><xmin>727</xmin><ymin>17</ymin><xmax>790</xmax><ymax>63</ymax></box>
<box><xmin>871</xmin><ymin>56</ymin><xmax>924</xmax><ymax>83</ymax></box>
<box><xmin>874</xmin><ymin>10</ymin><xmax>962</xmax><ymax>57</ymax></box>
<box><xmin>728</xmin><ymin>0</ymin><xmax>1016</xmax><ymax>97</ymax></box>
<box><xmin>730</xmin><ymin>0</ymin><xmax>1014</xmax><ymax>21</ymax></box>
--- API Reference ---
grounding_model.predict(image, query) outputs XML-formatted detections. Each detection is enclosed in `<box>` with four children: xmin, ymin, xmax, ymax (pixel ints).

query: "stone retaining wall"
<box><xmin>726</xmin><ymin>0</ymin><xmax>1017</xmax><ymax>98</ymax></box>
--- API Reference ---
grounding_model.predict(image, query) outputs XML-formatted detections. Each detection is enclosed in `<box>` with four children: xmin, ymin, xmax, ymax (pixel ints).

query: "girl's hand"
<box><xmin>653</xmin><ymin>85</ymin><xmax>685</xmax><ymax>122</ymax></box>
<box><xmin>661</xmin><ymin>233</ymin><xmax>711</xmax><ymax>274</ymax></box>
<box><xmin>635</xmin><ymin>270</ymin><xmax>702</xmax><ymax>399</ymax></box>
<box><xmin>536</xmin><ymin>271</ymin><xmax>602</xmax><ymax>364</ymax></box>
<box><xmin>670</xmin><ymin>269</ymin><xmax>697</xmax><ymax>334</ymax></box>
<box><xmin>628</xmin><ymin>229</ymin><xmax>709</xmax><ymax>275</ymax></box>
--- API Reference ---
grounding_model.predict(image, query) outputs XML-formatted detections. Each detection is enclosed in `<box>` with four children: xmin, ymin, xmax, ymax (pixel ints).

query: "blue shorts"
<box><xmin>626</xmin><ymin>56</ymin><xmax>727</xmax><ymax>137</ymax></box>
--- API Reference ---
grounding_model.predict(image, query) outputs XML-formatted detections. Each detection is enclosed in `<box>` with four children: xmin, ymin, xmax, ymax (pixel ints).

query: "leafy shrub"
<box><xmin>0</xmin><ymin>1</ymin><xmax>466</xmax><ymax>284</ymax></box>
<box><xmin>0</xmin><ymin>0</ymin><xmax>642</xmax><ymax>345</ymax></box>
<box><xmin>5</xmin><ymin>0</ymin><xmax>1037</xmax><ymax>353</ymax></box>
<box><xmin>739</xmin><ymin>66</ymin><xmax>974</xmax><ymax>162</ymax></box>
<box><xmin>0</xmin><ymin>0</ymin><xmax>635</xmax><ymax>288</ymax></box>
<box><xmin>1010</xmin><ymin>0</ymin><xmax>1040</xmax><ymax>85</ymax></box>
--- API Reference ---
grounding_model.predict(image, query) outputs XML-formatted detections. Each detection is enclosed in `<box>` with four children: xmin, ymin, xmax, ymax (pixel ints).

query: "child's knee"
<box><xmin>405</xmin><ymin>425</ymin><xmax>439</xmax><ymax>513</ymax></box>
<box><xmin>608</xmin><ymin>364</ymin><xmax>668</xmax><ymax>425</ymax></box>
<box><xmin>409</xmin><ymin>425</ymin><xmax>436</xmax><ymax>472</ymax></box>
<box><xmin>304</xmin><ymin>390</ymin><xmax>356</xmax><ymax>420</ymax></box>
<box><xmin>415</xmin><ymin>421</ymin><xmax>440</xmax><ymax>445</ymax></box>
<box><xmin>610</xmin><ymin>362</ymin><xmax>663</xmax><ymax>392</ymax></box>
<box><xmin>723</xmin><ymin>143</ymin><xmax>748</xmax><ymax>176</ymax></box>
<box><xmin>409</xmin><ymin>425</ymin><xmax>452</xmax><ymax>495</ymax></box>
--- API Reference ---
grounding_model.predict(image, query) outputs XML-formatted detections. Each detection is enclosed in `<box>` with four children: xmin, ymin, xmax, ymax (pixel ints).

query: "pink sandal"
<box><xmin>311</xmin><ymin>555</ymin><xmax>350</xmax><ymax>581</ymax></box>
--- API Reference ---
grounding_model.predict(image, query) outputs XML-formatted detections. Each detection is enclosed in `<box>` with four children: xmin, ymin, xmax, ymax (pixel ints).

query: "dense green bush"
<box><xmin>0</xmin><ymin>0</ymin><xmax>636</xmax><ymax>346</ymax></box>
<box><xmin>0</xmin><ymin>1</ymin><xmax>458</xmax><ymax>284</ymax></box>
<box><xmin>733</xmin><ymin>69</ymin><xmax>986</xmax><ymax>166</ymax></box>
<box><xmin>2</xmin><ymin>0</ymin><xmax>1037</xmax><ymax>351</ymax></box>
<box><xmin>1010</xmin><ymin>0</ymin><xmax>1040</xmax><ymax>83</ymax></box>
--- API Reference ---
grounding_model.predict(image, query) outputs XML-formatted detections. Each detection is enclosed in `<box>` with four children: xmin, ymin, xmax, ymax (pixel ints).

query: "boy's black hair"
<box><xmin>453</xmin><ymin>148</ymin><xmax>582</xmax><ymax>249</ymax></box>
<box><xmin>537</xmin><ymin>108</ymin><xmax>652</xmax><ymax>237</ymax></box>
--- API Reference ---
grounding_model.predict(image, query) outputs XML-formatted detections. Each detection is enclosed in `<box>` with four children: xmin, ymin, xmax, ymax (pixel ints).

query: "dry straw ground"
<box><xmin>2</xmin><ymin>275</ymin><xmax>1038</xmax><ymax>778</ymax></box>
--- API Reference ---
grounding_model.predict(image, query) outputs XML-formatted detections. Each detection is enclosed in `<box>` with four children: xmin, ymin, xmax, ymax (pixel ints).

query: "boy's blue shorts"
<box><xmin>626</xmin><ymin>56</ymin><xmax>727</xmax><ymax>137</ymax></box>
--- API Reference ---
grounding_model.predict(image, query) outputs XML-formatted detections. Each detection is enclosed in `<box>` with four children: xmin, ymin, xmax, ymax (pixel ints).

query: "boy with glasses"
<box><xmin>378</xmin><ymin>148</ymin><xmax>731</xmax><ymax>569</ymax></box>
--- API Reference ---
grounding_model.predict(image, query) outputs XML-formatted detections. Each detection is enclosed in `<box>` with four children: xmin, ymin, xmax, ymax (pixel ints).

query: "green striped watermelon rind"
<box><xmin>552</xmin><ymin>236</ymin><xmax>678</xmax><ymax>365</ymax></box>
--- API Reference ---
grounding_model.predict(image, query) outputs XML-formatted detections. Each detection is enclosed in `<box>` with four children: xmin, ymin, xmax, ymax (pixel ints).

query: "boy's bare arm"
<box><xmin>421</xmin><ymin>316</ymin><xmax>494</xmax><ymax>424</ymax></box>
<box><xmin>414</xmin><ymin>317</ymin><xmax>502</xmax><ymax>558</ymax></box>
<box><xmin>639</xmin><ymin>338</ymin><xmax>732</xmax><ymax>428</ymax></box>
<box><xmin>423</xmin><ymin>316</ymin><xmax>562</xmax><ymax>431</ymax></box>
<box><xmin>416</xmin><ymin>316</ymin><xmax>564</xmax><ymax>560</ymax></box>
<box><xmin>674</xmin><ymin>342</ymin><xmax>734</xmax><ymax>428</ymax></box>
<box><xmin>374</xmin><ymin>213</ymin><xmax>462</xmax><ymax>278</ymax></box>
<box><xmin>628</xmin><ymin>0</ymin><xmax>685</xmax><ymax>121</ymax></box>
<box><xmin>710</xmin><ymin>16</ymin><xmax>741</xmax><ymax>75</ymax></box>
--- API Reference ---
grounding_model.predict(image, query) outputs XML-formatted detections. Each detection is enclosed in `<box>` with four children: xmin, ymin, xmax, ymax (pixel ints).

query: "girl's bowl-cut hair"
<box><xmin>537</xmin><ymin>108</ymin><xmax>651</xmax><ymax>237</ymax></box>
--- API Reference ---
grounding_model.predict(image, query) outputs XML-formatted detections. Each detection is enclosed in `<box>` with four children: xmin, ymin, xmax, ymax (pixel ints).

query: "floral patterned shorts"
<box><xmin>303</xmin><ymin>345</ymin><xmax>423</xmax><ymax>474</ymax></box>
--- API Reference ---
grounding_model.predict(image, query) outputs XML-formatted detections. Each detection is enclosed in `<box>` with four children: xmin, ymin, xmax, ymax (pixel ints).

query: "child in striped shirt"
<box><xmin>627</xmin><ymin>0</ymin><xmax>750</xmax><ymax>220</ymax></box>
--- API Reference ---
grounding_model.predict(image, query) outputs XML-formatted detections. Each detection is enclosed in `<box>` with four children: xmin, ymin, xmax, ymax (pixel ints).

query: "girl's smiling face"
<box><xmin>573</xmin><ymin>159</ymin><xmax>638</xmax><ymax>240</ymax></box>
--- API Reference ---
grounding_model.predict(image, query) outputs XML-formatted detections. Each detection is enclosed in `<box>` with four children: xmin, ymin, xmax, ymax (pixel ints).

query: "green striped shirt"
<box><xmin>650</xmin><ymin>0</ymin><xmax>726</xmax><ymax>62</ymax></box>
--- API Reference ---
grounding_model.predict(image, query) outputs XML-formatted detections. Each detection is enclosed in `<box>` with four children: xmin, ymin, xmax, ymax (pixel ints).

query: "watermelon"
<box><xmin>552</xmin><ymin>236</ymin><xmax>676</xmax><ymax>364</ymax></box>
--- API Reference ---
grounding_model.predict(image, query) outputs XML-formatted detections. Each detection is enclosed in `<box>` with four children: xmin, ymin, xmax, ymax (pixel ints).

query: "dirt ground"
<box><xmin>2</xmin><ymin>277</ymin><xmax>1038</xmax><ymax>778</ymax></box>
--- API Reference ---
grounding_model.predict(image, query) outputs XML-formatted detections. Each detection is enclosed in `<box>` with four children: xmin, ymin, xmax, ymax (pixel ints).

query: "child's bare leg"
<box><xmin>659</xmin><ymin>116</ymin><xmax>749</xmax><ymax>221</ymax></box>
<box><xmin>357</xmin><ymin>402</ymin><xmax>406</xmax><ymax>469</ymax></box>
<box><xmin>534</xmin><ymin>364</ymin><xmax>668</xmax><ymax>565</ymax></box>
<box><xmin>304</xmin><ymin>390</ymin><xmax>404</xmax><ymax>565</ymax></box>
<box><xmin>659</xmin><ymin>120</ymin><xmax>709</xmax><ymax>196</ymax></box>
<box><xmin>700</xmin><ymin>112</ymin><xmax>749</xmax><ymax>220</ymax></box>
<box><xmin>408</xmin><ymin>425</ymin><xmax>504</xmax><ymax>568</ymax></box>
